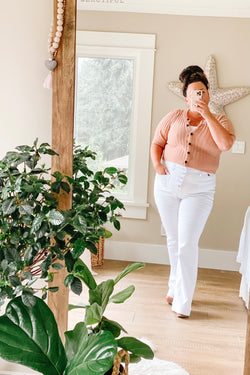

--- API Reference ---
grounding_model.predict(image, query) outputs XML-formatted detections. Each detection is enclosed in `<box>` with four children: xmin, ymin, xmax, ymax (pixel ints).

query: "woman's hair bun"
<box><xmin>179</xmin><ymin>65</ymin><xmax>209</xmax><ymax>97</ymax></box>
<box><xmin>179</xmin><ymin>65</ymin><xmax>204</xmax><ymax>83</ymax></box>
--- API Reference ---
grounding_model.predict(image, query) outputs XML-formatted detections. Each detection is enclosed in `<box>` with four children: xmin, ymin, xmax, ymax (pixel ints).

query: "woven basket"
<box><xmin>91</xmin><ymin>237</ymin><xmax>105</xmax><ymax>267</ymax></box>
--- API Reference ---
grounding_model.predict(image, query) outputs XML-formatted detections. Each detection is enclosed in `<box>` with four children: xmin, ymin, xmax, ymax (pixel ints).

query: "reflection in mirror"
<box><xmin>73</xmin><ymin>4</ymin><xmax>250</xmax><ymax>375</ymax></box>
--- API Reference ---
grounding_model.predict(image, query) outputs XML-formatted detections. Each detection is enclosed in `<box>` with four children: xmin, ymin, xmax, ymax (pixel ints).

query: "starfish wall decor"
<box><xmin>168</xmin><ymin>55</ymin><xmax>250</xmax><ymax>115</ymax></box>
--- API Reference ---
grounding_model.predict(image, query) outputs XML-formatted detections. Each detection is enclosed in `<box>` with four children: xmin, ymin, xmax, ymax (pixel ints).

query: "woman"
<box><xmin>151</xmin><ymin>65</ymin><xmax>235</xmax><ymax>318</ymax></box>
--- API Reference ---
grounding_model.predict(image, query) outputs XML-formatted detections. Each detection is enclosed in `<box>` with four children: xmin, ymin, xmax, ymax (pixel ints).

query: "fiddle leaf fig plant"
<box><xmin>0</xmin><ymin>139</ymin><xmax>127</xmax><ymax>306</ymax></box>
<box><xmin>0</xmin><ymin>262</ymin><xmax>154</xmax><ymax>375</ymax></box>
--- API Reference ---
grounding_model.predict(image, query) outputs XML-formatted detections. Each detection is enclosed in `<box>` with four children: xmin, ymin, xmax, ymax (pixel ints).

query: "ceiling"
<box><xmin>77</xmin><ymin>0</ymin><xmax>250</xmax><ymax>18</ymax></box>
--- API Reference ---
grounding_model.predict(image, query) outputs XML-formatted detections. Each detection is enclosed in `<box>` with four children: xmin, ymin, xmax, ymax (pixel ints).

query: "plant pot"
<box><xmin>104</xmin><ymin>364</ymin><xmax>124</xmax><ymax>375</ymax></box>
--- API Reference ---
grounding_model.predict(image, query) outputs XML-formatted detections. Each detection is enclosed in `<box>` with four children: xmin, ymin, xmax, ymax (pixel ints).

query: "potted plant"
<box><xmin>0</xmin><ymin>139</ymin><xmax>127</xmax><ymax>304</ymax></box>
<box><xmin>0</xmin><ymin>140</ymin><xmax>154</xmax><ymax>374</ymax></box>
<box><xmin>0</xmin><ymin>261</ymin><xmax>154</xmax><ymax>375</ymax></box>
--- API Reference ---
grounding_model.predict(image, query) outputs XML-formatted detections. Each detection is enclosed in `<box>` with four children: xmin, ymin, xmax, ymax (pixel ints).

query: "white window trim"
<box><xmin>76</xmin><ymin>31</ymin><xmax>155</xmax><ymax>219</ymax></box>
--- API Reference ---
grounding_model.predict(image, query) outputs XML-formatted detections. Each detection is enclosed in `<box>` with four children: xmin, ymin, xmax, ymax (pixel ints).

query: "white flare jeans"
<box><xmin>154</xmin><ymin>161</ymin><xmax>216</xmax><ymax>316</ymax></box>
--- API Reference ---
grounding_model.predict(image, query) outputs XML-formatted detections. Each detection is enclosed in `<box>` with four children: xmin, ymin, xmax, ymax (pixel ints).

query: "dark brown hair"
<box><xmin>179</xmin><ymin>65</ymin><xmax>209</xmax><ymax>97</ymax></box>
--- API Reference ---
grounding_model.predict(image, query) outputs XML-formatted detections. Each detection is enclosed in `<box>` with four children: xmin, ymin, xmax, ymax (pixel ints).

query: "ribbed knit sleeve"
<box><xmin>152</xmin><ymin>110</ymin><xmax>180</xmax><ymax>148</ymax></box>
<box><xmin>215</xmin><ymin>114</ymin><xmax>235</xmax><ymax>139</ymax></box>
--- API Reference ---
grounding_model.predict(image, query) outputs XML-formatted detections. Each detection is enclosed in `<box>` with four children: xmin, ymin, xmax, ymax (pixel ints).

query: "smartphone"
<box><xmin>191</xmin><ymin>90</ymin><xmax>203</xmax><ymax>110</ymax></box>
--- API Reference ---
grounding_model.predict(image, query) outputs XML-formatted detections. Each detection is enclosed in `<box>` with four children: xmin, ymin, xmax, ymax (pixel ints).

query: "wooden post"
<box><xmin>48</xmin><ymin>0</ymin><xmax>76</xmax><ymax>339</ymax></box>
<box><xmin>244</xmin><ymin>297</ymin><xmax>250</xmax><ymax>375</ymax></box>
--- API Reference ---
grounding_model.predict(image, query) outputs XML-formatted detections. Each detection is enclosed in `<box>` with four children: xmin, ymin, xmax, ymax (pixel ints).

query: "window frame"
<box><xmin>75</xmin><ymin>31</ymin><xmax>155</xmax><ymax>219</ymax></box>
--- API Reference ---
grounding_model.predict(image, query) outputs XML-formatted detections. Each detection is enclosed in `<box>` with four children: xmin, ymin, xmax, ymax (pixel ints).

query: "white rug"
<box><xmin>129</xmin><ymin>357</ymin><xmax>190</xmax><ymax>375</ymax></box>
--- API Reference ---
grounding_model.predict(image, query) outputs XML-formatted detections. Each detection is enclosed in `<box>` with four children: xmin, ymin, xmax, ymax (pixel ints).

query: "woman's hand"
<box><xmin>193</xmin><ymin>98</ymin><xmax>211</xmax><ymax>119</ymax></box>
<box><xmin>150</xmin><ymin>143</ymin><xmax>170</xmax><ymax>174</ymax></box>
<box><xmin>155</xmin><ymin>163</ymin><xmax>169</xmax><ymax>175</ymax></box>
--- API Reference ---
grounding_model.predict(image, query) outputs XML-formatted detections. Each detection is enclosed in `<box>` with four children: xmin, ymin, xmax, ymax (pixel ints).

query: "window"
<box><xmin>75</xmin><ymin>31</ymin><xmax>155</xmax><ymax>219</ymax></box>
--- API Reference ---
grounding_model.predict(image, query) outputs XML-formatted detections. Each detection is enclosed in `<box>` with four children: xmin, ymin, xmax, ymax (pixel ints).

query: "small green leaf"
<box><xmin>89</xmin><ymin>280</ymin><xmax>114</xmax><ymax>312</ymax></box>
<box><xmin>105</xmin><ymin>167</ymin><xmax>118</xmax><ymax>175</ymax></box>
<box><xmin>2</xmin><ymin>198</ymin><xmax>16</xmax><ymax>216</ymax></box>
<box><xmin>104</xmin><ymin>229</ymin><xmax>112</xmax><ymax>239</ymax></box>
<box><xmin>8</xmin><ymin>275</ymin><xmax>21</xmax><ymax>287</ymax></box>
<box><xmin>52</xmin><ymin>263</ymin><xmax>63</xmax><ymax>270</ymax></box>
<box><xmin>19</xmin><ymin>204</ymin><xmax>33</xmax><ymax>216</ymax></box>
<box><xmin>48</xmin><ymin>287</ymin><xmax>59</xmax><ymax>293</ymax></box>
<box><xmin>85</xmin><ymin>303</ymin><xmax>103</xmax><ymax>325</ymax></box>
<box><xmin>117</xmin><ymin>337</ymin><xmax>154</xmax><ymax>359</ymax></box>
<box><xmin>114</xmin><ymin>263</ymin><xmax>145</xmax><ymax>285</ymax></box>
<box><xmin>113</xmin><ymin>219</ymin><xmax>120</xmax><ymax>231</ymax></box>
<box><xmin>61</xmin><ymin>181</ymin><xmax>71</xmax><ymax>193</ymax></box>
<box><xmin>73</xmin><ymin>259</ymin><xmax>97</xmax><ymax>290</ymax></box>
<box><xmin>100</xmin><ymin>317</ymin><xmax>127</xmax><ymax>338</ymax></box>
<box><xmin>72</xmin><ymin>238</ymin><xmax>86</xmax><ymax>260</ymax></box>
<box><xmin>51</xmin><ymin>181</ymin><xmax>61</xmax><ymax>194</ymax></box>
<box><xmin>70</xmin><ymin>277</ymin><xmax>82</xmax><ymax>296</ymax></box>
<box><xmin>64</xmin><ymin>274</ymin><xmax>74</xmax><ymax>287</ymax></box>
<box><xmin>48</xmin><ymin>209</ymin><xmax>65</xmax><ymax>226</ymax></box>
<box><xmin>110</xmin><ymin>285</ymin><xmax>135</xmax><ymax>304</ymax></box>
<box><xmin>21</xmin><ymin>292</ymin><xmax>36</xmax><ymax>307</ymax></box>
<box><xmin>31</xmin><ymin>215</ymin><xmax>45</xmax><ymax>233</ymax></box>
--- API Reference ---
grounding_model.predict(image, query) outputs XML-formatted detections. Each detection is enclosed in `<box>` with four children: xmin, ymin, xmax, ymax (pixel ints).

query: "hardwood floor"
<box><xmin>69</xmin><ymin>260</ymin><xmax>247</xmax><ymax>375</ymax></box>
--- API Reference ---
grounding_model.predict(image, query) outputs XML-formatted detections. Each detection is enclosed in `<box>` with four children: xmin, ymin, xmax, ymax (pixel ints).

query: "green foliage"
<box><xmin>0</xmin><ymin>140</ymin><xmax>127</xmax><ymax>305</ymax></box>
<box><xmin>0</xmin><ymin>297</ymin><xmax>117</xmax><ymax>375</ymax></box>
<box><xmin>0</xmin><ymin>262</ymin><xmax>154</xmax><ymax>375</ymax></box>
<box><xmin>69</xmin><ymin>261</ymin><xmax>154</xmax><ymax>366</ymax></box>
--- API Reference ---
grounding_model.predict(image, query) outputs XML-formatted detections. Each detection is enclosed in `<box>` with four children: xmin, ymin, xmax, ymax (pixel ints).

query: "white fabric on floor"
<box><xmin>129</xmin><ymin>357</ymin><xmax>190</xmax><ymax>375</ymax></box>
<box><xmin>237</xmin><ymin>206</ymin><xmax>250</xmax><ymax>308</ymax></box>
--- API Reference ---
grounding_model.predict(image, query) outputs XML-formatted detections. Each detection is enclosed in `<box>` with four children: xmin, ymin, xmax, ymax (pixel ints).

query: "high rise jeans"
<box><xmin>154</xmin><ymin>161</ymin><xmax>216</xmax><ymax>316</ymax></box>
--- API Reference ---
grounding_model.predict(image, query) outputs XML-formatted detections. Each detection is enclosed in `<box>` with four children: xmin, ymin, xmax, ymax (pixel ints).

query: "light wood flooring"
<box><xmin>69</xmin><ymin>260</ymin><xmax>247</xmax><ymax>375</ymax></box>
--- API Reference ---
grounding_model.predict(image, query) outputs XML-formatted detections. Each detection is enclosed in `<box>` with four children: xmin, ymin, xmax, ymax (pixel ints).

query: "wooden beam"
<box><xmin>244</xmin><ymin>296</ymin><xmax>250</xmax><ymax>375</ymax></box>
<box><xmin>48</xmin><ymin>0</ymin><xmax>76</xmax><ymax>339</ymax></box>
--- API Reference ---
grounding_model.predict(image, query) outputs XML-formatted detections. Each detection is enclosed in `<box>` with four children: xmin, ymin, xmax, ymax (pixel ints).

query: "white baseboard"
<box><xmin>105</xmin><ymin>240</ymin><xmax>239</xmax><ymax>272</ymax></box>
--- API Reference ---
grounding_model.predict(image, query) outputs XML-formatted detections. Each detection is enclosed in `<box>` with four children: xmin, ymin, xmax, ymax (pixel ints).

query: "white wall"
<box><xmin>0</xmin><ymin>0</ymin><xmax>52</xmax><ymax>158</ymax></box>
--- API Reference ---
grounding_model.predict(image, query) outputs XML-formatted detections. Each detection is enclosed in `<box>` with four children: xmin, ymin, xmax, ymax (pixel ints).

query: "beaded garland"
<box><xmin>43</xmin><ymin>0</ymin><xmax>66</xmax><ymax>88</ymax></box>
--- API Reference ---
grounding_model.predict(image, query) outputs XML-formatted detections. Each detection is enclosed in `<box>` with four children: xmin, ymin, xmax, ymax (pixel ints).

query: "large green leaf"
<box><xmin>0</xmin><ymin>296</ymin><xmax>67</xmax><ymax>375</ymax></box>
<box><xmin>65</xmin><ymin>330</ymin><xmax>117</xmax><ymax>375</ymax></box>
<box><xmin>110</xmin><ymin>285</ymin><xmax>135</xmax><ymax>304</ymax></box>
<box><xmin>114</xmin><ymin>263</ymin><xmax>145</xmax><ymax>285</ymax></box>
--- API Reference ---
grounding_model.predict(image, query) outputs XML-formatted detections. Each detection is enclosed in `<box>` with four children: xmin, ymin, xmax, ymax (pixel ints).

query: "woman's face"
<box><xmin>185</xmin><ymin>81</ymin><xmax>209</xmax><ymax>110</ymax></box>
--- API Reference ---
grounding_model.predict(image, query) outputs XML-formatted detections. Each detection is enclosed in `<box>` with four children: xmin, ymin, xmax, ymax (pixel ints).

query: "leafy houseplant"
<box><xmin>0</xmin><ymin>139</ymin><xmax>127</xmax><ymax>304</ymax></box>
<box><xmin>0</xmin><ymin>262</ymin><xmax>154</xmax><ymax>375</ymax></box>
<box><xmin>0</xmin><ymin>140</ymin><xmax>154</xmax><ymax>374</ymax></box>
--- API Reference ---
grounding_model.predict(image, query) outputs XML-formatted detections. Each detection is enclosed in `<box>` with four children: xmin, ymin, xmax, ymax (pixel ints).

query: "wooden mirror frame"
<box><xmin>48</xmin><ymin>1</ymin><xmax>250</xmax><ymax>372</ymax></box>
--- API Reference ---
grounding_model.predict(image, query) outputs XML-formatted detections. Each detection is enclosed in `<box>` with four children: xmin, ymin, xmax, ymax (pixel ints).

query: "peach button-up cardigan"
<box><xmin>152</xmin><ymin>109</ymin><xmax>235</xmax><ymax>174</ymax></box>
